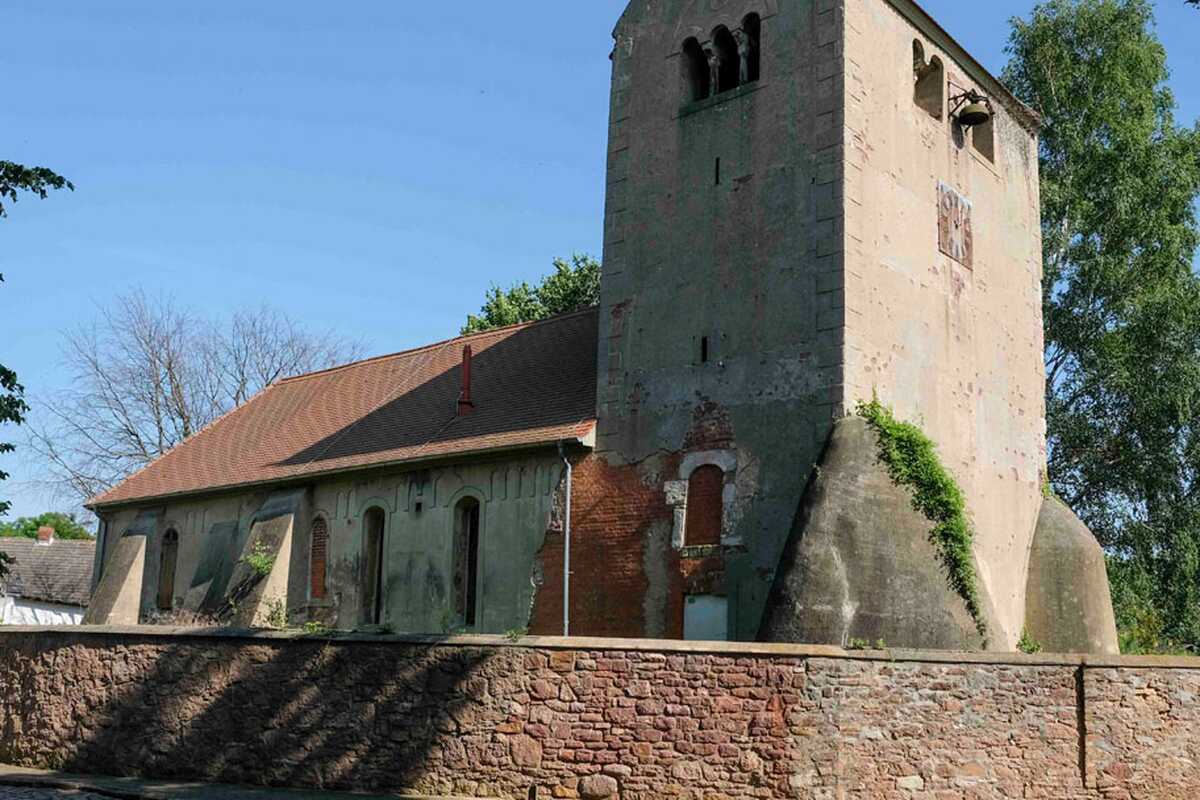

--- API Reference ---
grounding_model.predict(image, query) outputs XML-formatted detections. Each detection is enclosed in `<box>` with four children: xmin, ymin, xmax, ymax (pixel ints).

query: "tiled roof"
<box><xmin>89</xmin><ymin>309</ymin><xmax>599</xmax><ymax>508</ymax></box>
<box><xmin>0</xmin><ymin>538</ymin><xmax>95</xmax><ymax>606</ymax></box>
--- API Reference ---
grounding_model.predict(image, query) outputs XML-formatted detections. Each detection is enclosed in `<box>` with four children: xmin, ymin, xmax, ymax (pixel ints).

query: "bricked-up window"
<box><xmin>682</xmin><ymin>38</ymin><xmax>710</xmax><ymax>103</ymax></box>
<box><xmin>157</xmin><ymin>529</ymin><xmax>179</xmax><ymax>611</ymax></box>
<box><xmin>453</xmin><ymin>497</ymin><xmax>481</xmax><ymax>627</ymax></box>
<box><xmin>740</xmin><ymin>14</ymin><xmax>761</xmax><ymax>84</ymax></box>
<box><xmin>685</xmin><ymin>465</ymin><xmax>724</xmax><ymax>547</ymax></box>
<box><xmin>712</xmin><ymin>26</ymin><xmax>739</xmax><ymax>94</ymax></box>
<box><xmin>309</xmin><ymin>516</ymin><xmax>329</xmax><ymax>600</ymax></box>
<box><xmin>913</xmin><ymin>41</ymin><xmax>944</xmax><ymax>120</ymax></box>
<box><xmin>361</xmin><ymin>508</ymin><xmax>386</xmax><ymax>625</ymax></box>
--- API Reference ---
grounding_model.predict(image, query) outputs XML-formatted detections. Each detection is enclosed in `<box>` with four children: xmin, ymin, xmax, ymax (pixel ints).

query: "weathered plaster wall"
<box><xmin>2</xmin><ymin>628</ymin><xmax>1198</xmax><ymax>799</ymax></box>
<box><xmin>598</xmin><ymin>0</ymin><xmax>845</xmax><ymax>642</ymax></box>
<box><xmin>90</xmin><ymin>452</ymin><xmax>566</xmax><ymax>636</ymax></box>
<box><xmin>840</xmin><ymin>0</ymin><xmax>1047</xmax><ymax>646</ymax></box>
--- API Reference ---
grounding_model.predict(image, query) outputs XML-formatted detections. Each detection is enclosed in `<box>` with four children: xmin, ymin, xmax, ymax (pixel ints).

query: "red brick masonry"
<box><xmin>0</xmin><ymin>628</ymin><xmax>1196</xmax><ymax>799</ymax></box>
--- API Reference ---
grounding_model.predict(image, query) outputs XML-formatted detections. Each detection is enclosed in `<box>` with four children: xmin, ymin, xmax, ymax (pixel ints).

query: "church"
<box><xmin>85</xmin><ymin>0</ymin><xmax>1118</xmax><ymax>654</ymax></box>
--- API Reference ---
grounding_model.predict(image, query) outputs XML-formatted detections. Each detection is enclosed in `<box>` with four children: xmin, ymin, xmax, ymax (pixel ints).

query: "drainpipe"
<box><xmin>558</xmin><ymin>441</ymin><xmax>572</xmax><ymax>637</ymax></box>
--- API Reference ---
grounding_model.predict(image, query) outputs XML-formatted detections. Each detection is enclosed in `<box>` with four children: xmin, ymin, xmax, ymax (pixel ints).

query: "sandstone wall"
<box><xmin>1</xmin><ymin>629</ymin><xmax>1197</xmax><ymax>799</ymax></box>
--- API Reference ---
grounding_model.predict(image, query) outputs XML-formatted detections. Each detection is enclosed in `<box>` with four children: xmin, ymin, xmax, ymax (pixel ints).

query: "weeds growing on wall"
<box><xmin>857</xmin><ymin>400</ymin><xmax>988</xmax><ymax>638</ymax></box>
<box><xmin>240</xmin><ymin>540</ymin><xmax>275</xmax><ymax>578</ymax></box>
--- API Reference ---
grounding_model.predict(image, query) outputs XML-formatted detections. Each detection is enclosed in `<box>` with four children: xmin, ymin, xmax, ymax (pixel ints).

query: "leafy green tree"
<box><xmin>0</xmin><ymin>161</ymin><xmax>72</xmax><ymax>579</ymax></box>
<box><xmin>1004</xmin><ymin>0</ymin><xmax>1200</xmax><ymax>651</ymax></box>
<box><xmin>0</xmin><ymin>511</ymin><xmax>93</xmax><ymax>540</ymax></box>
<box><xmin>462</xmin><ymin>254</ymin><xmax>601</xmax><ymax>334</ymax></box>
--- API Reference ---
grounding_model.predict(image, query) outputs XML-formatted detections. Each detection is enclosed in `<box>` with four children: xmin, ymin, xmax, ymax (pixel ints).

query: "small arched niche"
<box><xmin>685</xmin><ymin>465</ymin><xmax>725</xmax><ymax>547</ymax></box>
<box><xmin>681</xmin><ymin>37</ymin><xmax>710</xmax><ymax>103</ymax></box>
<box><xmin>913</xmin><ymin>40</ymin><xmax>944</xmax><ymax>120</ymax></box>
<box><xmin>712</xmin><ymin>26</ymin><xmax>740</xmax><ymax>94</ymax></box>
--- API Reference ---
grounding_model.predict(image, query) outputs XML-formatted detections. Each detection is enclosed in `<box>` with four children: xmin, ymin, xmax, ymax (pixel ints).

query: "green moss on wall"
<box><xmin>858</xmin><ymin>400</ymin><xmax>988</xmax><ymax>638</ymax></box>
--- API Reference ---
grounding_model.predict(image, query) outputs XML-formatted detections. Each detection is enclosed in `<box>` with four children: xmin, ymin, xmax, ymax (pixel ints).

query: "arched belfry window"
<box><xmin>711</xmin><ymin>27</ymin><xmax>740</xmax><ymax>95</ymax></box>
<box><xmin>361</xmin><ymin>507</ymin><xmax>386</xmax><ymax>625</ymax></box>
<box><xmin>913</xmin><ymin>40</ymin><xmax>944</xmax><ymax>120</ymax></box>
<box><xmin>681</xmin><ymin>37</ymin><xmax>710</xmax><ymax>103</ymax></box>
<box><xmin>157</xmin><ymin>529</ymin><xmax>179</xmax><ymax>611</ymax></box>
<box><xmin>685</xmin><ymin>466</ymin><xmax>724</xmax><ymax>547</ymax></box>
<box><xmin>310</xmin><ymin>516</ymin><xmax>329</xmax><ymax>601</ymax></box>
<box><xmin>453</xmin><ymin>497</ymin><xmax>481</xmax><ymax>627</ymax></box>
<box><xmin>739</xmin><ymin>14</ymin><xmax>761</xmax><ymax>84</ymax></box>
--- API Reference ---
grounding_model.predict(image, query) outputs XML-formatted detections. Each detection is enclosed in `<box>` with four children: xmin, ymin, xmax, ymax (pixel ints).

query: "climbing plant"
<box><xmin>858</xmin><ymin>400</ymin><xmax>987</xmax><ymax>638</ymax></box>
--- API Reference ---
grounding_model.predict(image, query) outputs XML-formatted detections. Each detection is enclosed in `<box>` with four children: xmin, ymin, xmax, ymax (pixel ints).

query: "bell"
<box><xmin>958</xmin><ymin>100</ymin><xmax>992</xmax><ymax>128</ymax></box>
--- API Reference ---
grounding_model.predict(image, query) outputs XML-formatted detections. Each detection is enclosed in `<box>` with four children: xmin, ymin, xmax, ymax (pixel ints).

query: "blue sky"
<box><xmin>3</xmin><ymin>1</ymin><xmax>1198</xmax><ymax>520</ymax></box>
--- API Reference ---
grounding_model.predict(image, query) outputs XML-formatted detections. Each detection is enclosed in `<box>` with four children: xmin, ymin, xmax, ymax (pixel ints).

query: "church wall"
<box><xmin>92</xmin><ymin>451</ymin><xmax>566</xmax><ymax>636</ymax></box>
<box><xmin>839</xmin><ymin>0</ymin><xmax>1046</xmax><ymax>647</ymax></box>
<box><xmin>597</xmin><ymin>0</ymin><xmax>846</xmax><ymax>641</ymax></box>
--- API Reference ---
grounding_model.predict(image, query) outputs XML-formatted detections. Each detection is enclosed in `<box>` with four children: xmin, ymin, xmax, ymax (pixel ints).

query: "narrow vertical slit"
<box><xmin>714</xmin><ymin>157</ymin><xmax>722</xmax><ymax>185</ymax></box>
<box><xmin>1076</xmin><ymin>666</ymin><xmax>1088</xmax><ymax>789</ymax></box>
<box><xmin>701</xmin><ymin>336</ymin><xmax>710</xmax><ymax>364</ymax></box>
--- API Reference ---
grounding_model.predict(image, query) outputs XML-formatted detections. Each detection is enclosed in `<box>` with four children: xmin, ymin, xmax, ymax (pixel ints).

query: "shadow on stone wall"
<box><xmin>36</xmin><ymin>635</ymin><xmax>503</xmax><ymax>795</ymax></box>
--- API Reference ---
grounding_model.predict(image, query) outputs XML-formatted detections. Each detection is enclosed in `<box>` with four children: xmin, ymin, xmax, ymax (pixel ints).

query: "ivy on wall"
<box><xmin>858</xmin><ymin>400</ymin><xmax>988</xmax><ymax>638</ymax></box>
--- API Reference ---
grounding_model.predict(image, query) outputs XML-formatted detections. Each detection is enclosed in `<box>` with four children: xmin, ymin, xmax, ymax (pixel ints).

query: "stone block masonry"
<box><xmin>1</xmin><ymin>628</ymin><xmax>1197</xmax><ymax>799</ymax></box>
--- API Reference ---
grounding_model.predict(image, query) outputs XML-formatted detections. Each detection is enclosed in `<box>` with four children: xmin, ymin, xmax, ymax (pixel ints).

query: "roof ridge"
<box><xmin>277</xmin><ymin>306</ymin><xmax>600</xmax><ymax>385</ymax></box>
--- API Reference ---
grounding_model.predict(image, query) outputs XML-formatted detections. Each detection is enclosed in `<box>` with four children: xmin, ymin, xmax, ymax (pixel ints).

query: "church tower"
<box><xmin>595</xmin><ymin>0</ymin><xmax>1112</xmax><ymax>651</ymax></box>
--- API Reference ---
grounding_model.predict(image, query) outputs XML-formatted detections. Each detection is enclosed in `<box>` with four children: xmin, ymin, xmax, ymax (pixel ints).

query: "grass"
<box><xmin>858</xmin><ymin>399</ymin><xmax>988</xmax><ymax>639</ymax></box>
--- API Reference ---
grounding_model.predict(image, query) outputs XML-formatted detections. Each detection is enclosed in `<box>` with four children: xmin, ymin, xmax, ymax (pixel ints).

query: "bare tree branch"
<box><xmin>24</xmin><ymin>291</ymin><xmax>363</xmax><ymax>507</ymax></box>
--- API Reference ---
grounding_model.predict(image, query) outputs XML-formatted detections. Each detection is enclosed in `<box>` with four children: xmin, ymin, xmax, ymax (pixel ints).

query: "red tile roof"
<box><xmin>89</xmin><ymin>309</ymin><xmax>599</xmax><ymax>509</ymax></box>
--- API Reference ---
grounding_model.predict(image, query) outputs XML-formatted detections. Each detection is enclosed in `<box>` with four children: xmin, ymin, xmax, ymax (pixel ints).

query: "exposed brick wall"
<box><xmin>1</xmin><ymin>629</ymin><xmax>1198</xmax><ymax>799</ymax></box>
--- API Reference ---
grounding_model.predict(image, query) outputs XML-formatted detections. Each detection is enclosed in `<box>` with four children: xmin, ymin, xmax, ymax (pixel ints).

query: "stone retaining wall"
<box><xmin>0</xmin><ymin>628</ymin><xmax>1197</xmax><ymax>799</ymax></box>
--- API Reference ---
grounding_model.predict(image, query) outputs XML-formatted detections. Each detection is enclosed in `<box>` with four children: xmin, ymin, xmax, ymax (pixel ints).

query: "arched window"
<box><xmin>310</xmin><ymin>516</ymin><xmax>329</xmax><ymax>601</ymax></box>
<box><xmin>157</xmin><ymin>529</ymin><xmax>179</xmax><ymax>611</ymax></box>
<box><xmin>361</xmin><ymin>507</ymin><xmax>386</xmax><ymax>625</ymax></box>
<box><xmin>453</xmin><ymin>497</ymin><xmax>481</xmax><ymax>627</ymax></box>
<box><xmin>913</xmin><ymin>41</ymin><xmax>944</xmax><ymax>120</ymax></box>
<box><xmin>971</xmin><ymin>116</ymin><xmax>995</xmax><ymax>163</ymax></box>
<box><xmin>740</xmin><ymin>14</ymin><xmax>762</xmax><ymax>84</ymax></box>
<box><xmin>685</xmin><ymin>465</ymin><xmax>724</xmax><ymax>547</ymax></box>
<box><xmin>712</xmin><ymin>27</ymin><xmax>740</xmax><ymax>94</ymax></box>
<box><xmin>681</xmin><ymin>37</ymin><xmax>710</xmax><ymax>103</ymax></box>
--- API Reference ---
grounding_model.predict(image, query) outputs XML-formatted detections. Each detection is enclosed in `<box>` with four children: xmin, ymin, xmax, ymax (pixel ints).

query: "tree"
<box><xmin>26</xmin><ymin>292</ymin><xmax>363</xmax><ymax>507</ymax></box>
<box><xmin>462</xmin><ymin>254</ymin><xmax>601</xmax><ymax>334</ymax></box>
<box><xmin>0</xmin><ymin>511</ymin><xmax>93</xmax><ymax>540</ymax></box>
<box><xmin>0</xmin><ymin>161</ymin><xmax>72</xmax><ymax>579</ymax></box>
<box><xmin>1004</xmin><ymin>0</ymin><xmax>1200</xmax><ymax>651</ymax></box>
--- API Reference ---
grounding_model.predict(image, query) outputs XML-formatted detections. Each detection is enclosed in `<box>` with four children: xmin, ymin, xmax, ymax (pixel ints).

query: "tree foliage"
<box><xmin>462</xmin><ymin>254</ymin><xmax>601</xmax><ymax>334</ymax></box>
<box><xmin>0</xmin><ymin>511</ymin><xmax>93</xmax><ymax>540</ymax></box>
<box><xmin>1</xmin><ymin>161</ymin><xmax>72</xmax><ymax>579</ymax></box>
<box><xmin>26</xmin><ymin>292</ymin><xmax>363</xmax><ymax>506</ymax></box>
<box><xmin>1004</xmin><ymin>0</ymin><xmax>1200</xmax><ymax>651</ymax></box>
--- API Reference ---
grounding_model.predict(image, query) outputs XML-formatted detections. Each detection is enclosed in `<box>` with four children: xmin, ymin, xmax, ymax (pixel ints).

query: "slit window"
<box><xmin>700</xmin><ymin>336</ymin><xmax>710</xmax><ymax>364</ymax></box>
<box><xmin>310</xmin><ymin>515</ymin><xmax>329</xmax><ymax>600</ymax></box>
<box><xmin>157</xmin><ymin>528</ymin><xmax>179</xmax><ymax>611</ymax></box>
<box><xmin>361</xmin><ymin>507</ymin><xmax>386</xmax><ymax>625</ymax></box>
<box><xmin>453</xmin><ymin>497</ymin><xmax>482</xmax><ymax>627</ymax></box>
<box><xmin>913</xmin><ymin>41</ymin><xmax>944</xmax><ymax>120</ymax></box>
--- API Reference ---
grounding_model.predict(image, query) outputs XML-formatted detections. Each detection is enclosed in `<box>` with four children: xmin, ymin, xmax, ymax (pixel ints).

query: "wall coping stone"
<box><xmin>3</xmin><ymin>625</ymin><xmax>1199</xmax><ymax>670</ymax></box>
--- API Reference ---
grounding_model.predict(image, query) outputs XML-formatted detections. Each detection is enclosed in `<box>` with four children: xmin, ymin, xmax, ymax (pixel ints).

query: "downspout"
<box><xmin>558</xmin><ymin>441</ymin><xmax>572</xmax><ymax>637</ymax></box>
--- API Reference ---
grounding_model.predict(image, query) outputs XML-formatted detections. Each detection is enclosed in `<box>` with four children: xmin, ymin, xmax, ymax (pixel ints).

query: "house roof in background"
<box><xmin>89</xmin><ymin>308</ymin><xmax>600</xmax><ymax>509</ymax></box>
<box><xmin>0</xmin><ymin>538</ymin><xmax>95</xmax><ymax>607</ymax></box>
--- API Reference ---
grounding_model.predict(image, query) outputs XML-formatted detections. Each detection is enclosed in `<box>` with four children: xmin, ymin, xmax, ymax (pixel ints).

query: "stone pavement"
<box><xmin>0</xmin><ymin>766</ymin><xmax>463</xmax><ymax>800</ymax></box>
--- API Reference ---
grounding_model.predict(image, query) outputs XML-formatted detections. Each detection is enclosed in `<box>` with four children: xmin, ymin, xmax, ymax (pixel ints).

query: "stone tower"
<box><xmin>597</xmin><ymin>0</ymin><xmax>1117</xmax><ymax>651</ymax></box>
